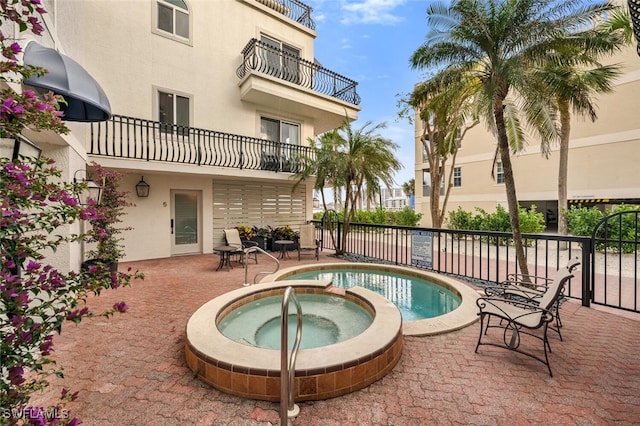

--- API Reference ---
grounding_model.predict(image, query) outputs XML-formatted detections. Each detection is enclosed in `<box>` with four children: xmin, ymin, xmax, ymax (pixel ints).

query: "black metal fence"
<box><xmin>256</xmin><ymin>0</ymin><xmax>315</xmax><ymax>30</ymax></box>
<box><xmin>236</xmin><ymin>38</ymin><xmax>360</xmax><ymax>105</ymax></box>
<box><xmin>90</xmin><ymin>114</ymin><xmax>313</xmax><ymax>173</ymax></box>
<box><xmin>591</xmin><ymin>210</ymin><xmax>640</xmax><ymax>312</ymax></box>
<box><xmin>313</xmin><ymin>213</ymin><xmax>640</xmax><ymax>314</ymax></box>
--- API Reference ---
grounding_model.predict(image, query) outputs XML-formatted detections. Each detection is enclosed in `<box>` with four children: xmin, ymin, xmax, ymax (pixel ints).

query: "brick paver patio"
<box><xmin>30</xmin><ymin>251</ymin><xmax>640</xmax><ymax>425</ymax></box>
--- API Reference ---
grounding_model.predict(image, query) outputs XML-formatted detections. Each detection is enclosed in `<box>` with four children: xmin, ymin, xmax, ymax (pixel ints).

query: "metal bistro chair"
<box><xmin>475</xmin><ymin>267</ymin><xmax>575</xmax><ymax>377</ymax></box>
<box><xmin>297</xmin><ymin>224</ymin><xmax>319</xmax><ymax>260</ymax></box>
<box><xmin>223</xmin><ymin>229</ymin><xmax>258</xmax><ymax>266</ymax></box>
<box><xmin>483</xmin><ymin>257</ymin><xmax>580</xmax><ymax>340</ymax></box>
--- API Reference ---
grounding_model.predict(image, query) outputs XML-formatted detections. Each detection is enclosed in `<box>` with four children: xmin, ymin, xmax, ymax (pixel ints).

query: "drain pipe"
<box><xmin>280</xmin><ymin>286</ymin><xmax>302</xmax><ymax>424</ymax></box>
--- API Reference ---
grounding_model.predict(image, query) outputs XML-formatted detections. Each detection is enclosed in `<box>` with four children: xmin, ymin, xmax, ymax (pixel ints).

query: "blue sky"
<box><xmin>307</xmin><ymin>0</ymin><xmax>432</xmax><ymax>187</ymax></box>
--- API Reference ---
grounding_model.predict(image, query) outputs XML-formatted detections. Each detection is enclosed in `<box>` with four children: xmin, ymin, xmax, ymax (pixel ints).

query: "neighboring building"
<box><xmin>414</xmin><ymin>42</ymin><xmax>640</xmax><ymax>229</ymax></box>
<box><xmin>345</xmin><ymin>186</ymin><xmax>410</xmax><ymax>212</ymax></box>
<box><xmin>380</xmin><ymin>187</ymin><xmax>409</xmax><ymax>211</ymax></box>
<box><xmin>16</xmin><ymin>0</ymin><xmax>360</xmax><ymax>264</ymax></box>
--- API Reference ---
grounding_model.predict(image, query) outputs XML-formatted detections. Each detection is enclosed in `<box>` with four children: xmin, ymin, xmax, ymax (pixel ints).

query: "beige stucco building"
<box><xmin>11</xmin><ymin>0</ymin><xmax>360</xmax><ymax>266</ymax></box>
<box><xmin>414</xmin><ymin>42</ymin><xmax>640</xmax><ymax>229</ymax></box>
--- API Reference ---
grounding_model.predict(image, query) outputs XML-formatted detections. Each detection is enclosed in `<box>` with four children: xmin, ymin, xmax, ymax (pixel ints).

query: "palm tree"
<box><xmin>410</xmin><ymin>0</ymin><xmax>618</xmax><ymax>277</ymax></box>
<box><xmin>402</xmin><ymin>70</ymin><xmax>479</xmax><ymax>227</ymax></box>
<box><xmin>402</xmin><ymin>179</ymin><xmax>415</xmax><ymax>198</ymax></box>
<box><xmin>295</xmin><ymin>119</ymin><xmax>401</xmax><ymax>255</ymax></box>
<box><xmin>538</xmin><ymin>10</ymin><xmax>630</xmax><ymax>239</ymax></box>
<box><xmin>294</xmin><ymin>129</ymin><xmax>343</xmax><ymax>250</ymax></box>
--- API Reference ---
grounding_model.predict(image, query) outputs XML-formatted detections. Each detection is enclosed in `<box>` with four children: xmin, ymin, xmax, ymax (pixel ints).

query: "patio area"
<box><xmin>31</xmin><ymin>251</ymin><xmax>640</xmax><ymax>425</ymax></box>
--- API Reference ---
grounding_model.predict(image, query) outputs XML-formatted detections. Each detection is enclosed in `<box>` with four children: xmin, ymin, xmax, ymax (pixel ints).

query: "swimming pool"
<box><xmin>266</xmin><ymin>263</ymin><xmax>479</xmax><ymax>336</ymax></box>
<box><xmin>283</xmin><ymin>269</ymin><xmax>461</xmax><ymax>321</ymax></box>
<box><xmin>185</xmin><ymin>281</ymin><xmax>403</xmax><ymax>401</ymax></box>
<box><xmin>218</xmin><ymin>292</ymin><xmax>373</xmax><ymax>349</ymax></box>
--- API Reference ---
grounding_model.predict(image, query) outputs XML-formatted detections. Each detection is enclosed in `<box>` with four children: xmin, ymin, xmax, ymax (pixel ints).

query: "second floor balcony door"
<box><xmin>260</xmin><ymin>35</ymin><xmax>300</xmax><ymax>84</ymax></box>
<box><xmin>171</xmin><ymin>189</ymin><xmax>202</xmax><ymax>255</ymax></box>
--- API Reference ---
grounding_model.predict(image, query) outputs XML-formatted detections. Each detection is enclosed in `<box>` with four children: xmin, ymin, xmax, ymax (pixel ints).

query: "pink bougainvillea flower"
<box><xmin>113</xmin><ymin>301</ymin><xmax>128</xmax><ymax>313</ymax></box>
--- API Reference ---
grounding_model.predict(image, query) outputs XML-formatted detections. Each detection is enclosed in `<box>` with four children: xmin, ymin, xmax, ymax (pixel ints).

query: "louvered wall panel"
<box><xmin>212</xmin><ymin>181</ymin><xmax>306</xmax><ymax>245</ymax></box>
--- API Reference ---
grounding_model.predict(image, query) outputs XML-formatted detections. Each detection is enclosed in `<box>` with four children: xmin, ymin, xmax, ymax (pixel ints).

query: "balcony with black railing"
<box><xmin>253</xmin><ymin>0</ymin><xmax>315</xmax><ymax>30</ymax></box>
<box><xmin>89</xmin><ymin>114</ymin><xmax>315</xmax><ymax>173</ymax></box>
<box><xmin>236</xmin><ymin>38</ymin><xmax>361</xmax><ymax>106</ymax></box>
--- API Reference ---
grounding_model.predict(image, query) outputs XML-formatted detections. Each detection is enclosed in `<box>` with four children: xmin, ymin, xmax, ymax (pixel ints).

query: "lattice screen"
<box><xmin>212</xmin><ymin>181</ymin><xmax>306</xmax><ymax>244</ymax></box>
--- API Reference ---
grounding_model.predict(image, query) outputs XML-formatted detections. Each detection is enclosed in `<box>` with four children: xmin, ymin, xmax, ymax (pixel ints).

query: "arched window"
<box><xmin>156</xmin><ymin>0</ymin><xmax>190</xmax><ymax>41</ymax></box>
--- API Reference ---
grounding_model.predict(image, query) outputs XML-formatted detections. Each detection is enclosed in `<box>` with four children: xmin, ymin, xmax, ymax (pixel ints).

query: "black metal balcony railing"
<box><xmin>236</xmin><ymin>38</ymin><xmax>361</xmax><ymax>106</ymax></box>
<box><xmin>255</xmin><ymin>0</ymin><xmax>315</xmax><ymax>30</ymax></box>
<box><xmin>89</xmin><ymin>114</ymin><xmax>314</xmax><ymax>173</ymax></box>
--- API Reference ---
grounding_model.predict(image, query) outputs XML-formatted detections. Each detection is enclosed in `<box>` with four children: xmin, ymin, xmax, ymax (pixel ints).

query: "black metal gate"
<box><xmin>590</xmin><ymin>210</ymin><xmax>640</xmax><ymax>312</ymax></box>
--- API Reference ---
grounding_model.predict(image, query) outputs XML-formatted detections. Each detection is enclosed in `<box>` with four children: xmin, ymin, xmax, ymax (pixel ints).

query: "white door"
<box><xmin>171</xmin><ymin>190</ymin><xmax>202</xmax><ymax>255</ymax></box>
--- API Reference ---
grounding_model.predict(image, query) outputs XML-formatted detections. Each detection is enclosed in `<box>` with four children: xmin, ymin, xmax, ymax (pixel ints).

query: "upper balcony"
<box><xmin>252</xmin><ymin>0</ymin><xmax>315</xmax><ymax>30</ymax></box>
<box><xmin>89</xmin><ymin>114</ymin><xmax>315</xmax><ymax>175</ymax></box>
<box><xmin>236</xmin><ymin>38</ymin><xmax>361</xmax><ymax>133</ymax></box>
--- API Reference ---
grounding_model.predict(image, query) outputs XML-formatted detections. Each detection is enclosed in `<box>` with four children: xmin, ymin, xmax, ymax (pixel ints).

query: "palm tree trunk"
<box><xmin>494</xmin><ymin>101</ymin><xmax>531</xmax><ymax>279</ymax></box>
<box><xmin>558</xmin><ymin>101</ymin><xmax>571</xmax><ymax>248</ymax></box>
<box><xmin>430</xmin><ymin>169</ymin><xmax>442</xmax><ymax>228</ymax></box>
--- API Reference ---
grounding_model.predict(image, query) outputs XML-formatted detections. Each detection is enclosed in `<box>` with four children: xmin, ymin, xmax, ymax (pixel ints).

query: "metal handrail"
<box><xmin>236</xmin><ymin>38</ymin><xmax>360</xmax><ymax>105</ymax></box>
<box><xmin>242</xmin><ymin>247</ymin><xmax>280</xmax><ymax>286</ymax></box>
<box><xmin>280</xmin><ymin>286</ymin><xmax>302</xmax><ymax>424</ymax></box>
<box><xmin>89</xmin><ymin>114</ymin><xmax>315</xmax><ymax>172</ymax></box>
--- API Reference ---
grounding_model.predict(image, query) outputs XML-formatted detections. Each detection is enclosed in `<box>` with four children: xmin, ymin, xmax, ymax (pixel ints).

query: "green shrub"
<box><xmin>519</xmin><ymin>204</ymin><xmax>545</xmax><ymax>234</ymax></box>
<box><xmin>446</xmin><ymin>207</ymin><xmax>475</xmax><ymax>230</ymax></box>
<box><xmin>391</xmin><ymin>207</ymin><xmax>423</xmax><ymax>226</ymax></box>
<box><xmin>371</xmin><ymin>207</ymin><xmax>391</xmax><ymax>224</ymax></box>
<box><xmin>566</xmin><ymin>205</ymin><xmax>604</xmax><ymax>237</ymax></box>
<box><xmin>567</xmin><ymin>204</ymin><xmax>640</xmax><ymax>253</ymax></box>
<box><xmin>445</xmin><ymin>204</ymin><xmax>545</xmax><ymax>245</ymax></box>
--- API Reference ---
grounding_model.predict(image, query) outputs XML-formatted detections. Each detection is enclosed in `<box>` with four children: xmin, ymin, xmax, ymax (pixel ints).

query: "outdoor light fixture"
<box><xmin>135</xmin><ymin>176</ymin><xmax>150</xmax><ymax>198</ymax></box>
<box><xmin>0</xmin><ymin>135</ymin><xmax>42</xmax><ymax>161</ymax></box>
<box><xmin>73</xmin><ymin>169</ymin><xmax>102</xmax><ymax>206</ymax></box>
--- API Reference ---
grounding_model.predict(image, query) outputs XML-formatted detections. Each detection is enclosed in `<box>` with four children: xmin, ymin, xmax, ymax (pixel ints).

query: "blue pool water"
<box><xmin>284</xmin><ymin>269</ymin><xmax>461</xmax><ymax>321</ymax></box>
<box><xmin>218</xmin><ymin>293</ymin><xmax>373</xmax><ymax>349</ymax></box>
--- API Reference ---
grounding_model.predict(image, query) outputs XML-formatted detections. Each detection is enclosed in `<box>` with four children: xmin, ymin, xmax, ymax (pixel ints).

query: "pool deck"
<box><xmin>29</xmin><ymin>251</ymin><xmax>640</xmax><ymax>425</ymax></box>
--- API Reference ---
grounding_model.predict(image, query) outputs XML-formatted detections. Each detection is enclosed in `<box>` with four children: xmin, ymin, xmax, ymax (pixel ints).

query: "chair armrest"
<box><xmin>501</xmin><ymin>279</ymin><xmax>551</xmax><ymax>292</ymax></box>
<box><xmin>506</xmin><ymin>273</ymin><xmax>553</xmax><ymax>284</ymax></box>
<box><xmin>477</xmin><ymin>296</ymin><xmax>546</xmax><ymax>312</ymax></box>
<box><xmin>476</xmin><ymin>296</ymin><xmax>554</xmax><ymax>323</ymax></box>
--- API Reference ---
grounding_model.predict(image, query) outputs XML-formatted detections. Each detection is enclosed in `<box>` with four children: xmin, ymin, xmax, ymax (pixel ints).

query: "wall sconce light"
<box><xmin>74</xmin><ymin>169</ymin><xmax>102</xmax><ymax>206</ymax></box>
<box><xmin>135</xmin><ymin>176</ymin><xmax>150</xmax><ymax>198</ymax></box>
<box><xmin>0</xmin><ymin>135</ymin><xmax>42</xmax><ymax>161</ymax></box>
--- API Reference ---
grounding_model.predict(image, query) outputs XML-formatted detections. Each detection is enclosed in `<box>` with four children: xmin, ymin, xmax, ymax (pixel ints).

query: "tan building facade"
<box><xmin>414</xmin><ymin>43</ymin><xmax>640</xmax><ymax>229</ymax></box>
<box><xmin>18</xmin><ymin>0</ymin><xmax>359</xmax><ymax>264</ymax></box>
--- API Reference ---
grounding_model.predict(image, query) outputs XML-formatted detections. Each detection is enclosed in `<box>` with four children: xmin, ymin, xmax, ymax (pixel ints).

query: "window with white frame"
<box><xmin>260</xmin><ymin>116</ymin><xmax>300</xmax><ymax>172</ymax></box>
<box><xmin>260</xmin><ymin>117</ymin><xmax>300</xmax><ymax>145</ymax></box>
<box><xmin>496</xmin><ymin>162</ymin><xmax>505</xmax><ymax>184</ymax></box>
<box><xmin>422</xmin><ymin>170</ymin><xmax>431</xmax><ymax>197</ymax></box>
<box><xmin>453</xmin><ymin>167</ymin><xmax>462</xmax><ymax>187</ymax></box>
<box><xmin>156</xmin><ymin>0</ymin><xmax>190</xmax><ymax>41</ymax></box>
<box><xmin>158</xmin><ymin>90</ymin><xmax>190</xmax><ymax>133</ymax></box>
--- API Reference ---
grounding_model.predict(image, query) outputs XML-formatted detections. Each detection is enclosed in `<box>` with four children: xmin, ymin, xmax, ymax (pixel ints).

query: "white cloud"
<box><xmin>340</xmin><ymin>0</ymin><xmax>406</xmax><ymax>25</ymax></box>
